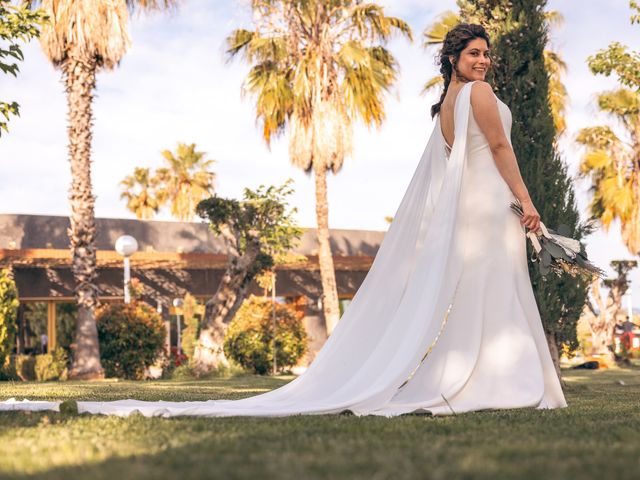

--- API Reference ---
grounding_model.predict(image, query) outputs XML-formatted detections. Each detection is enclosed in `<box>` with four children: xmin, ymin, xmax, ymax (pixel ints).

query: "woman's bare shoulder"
<box><xmin>469</xmin><ymin>81</ymin><xmax>508</xmax><ymax>147</ymax></box>
<box><xmin>470</xmin><ymin>81</ymin><xmax>495</xmax><ymax>99</ymax></box>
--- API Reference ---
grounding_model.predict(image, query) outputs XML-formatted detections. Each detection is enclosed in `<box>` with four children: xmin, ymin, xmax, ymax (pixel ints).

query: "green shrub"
<box><xmin>224</xmin><ymin>295</ymin><xmax>307</xmax><ymax>375</ymax></box>
<box><xmin>167</xmin><ymin>363</ymin><xmax>195</xmax><ymax>380</ymax></box>
<box><xmin>0</xmin><ymin>354</ymin><xmax>18</xmax><ymax>380</ymax></box>
<box><xmin>0</xmin><ymin>269</ymin><xmax>19</xmax><ymax>371</ymax></box>
<box><xmin>96</xmin><ymin>302</ymin><xmax>166</xmax><ymax>380</ymax></box>
<box><xmin>164</xmin><ymin>360</ymin><xmax>247</xmax><ymax>380</ymax></box>
<box><xmin>180</xmin><ymin>294</ymin><xmax>200</xmax><ymax>365</ymax></box>
<box><xmin>34</xmin><ymin>347</ymin><xmax>68</xmax><ymax>381</ymax></box>
<box><xmin>15</xmin><ymin>355</ymin><xmax>35</xmax><ymax>381</ymax></box>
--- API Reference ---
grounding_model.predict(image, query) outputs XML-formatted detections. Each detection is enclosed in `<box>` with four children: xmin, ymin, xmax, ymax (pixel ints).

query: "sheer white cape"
<box><xmin>1</xmin><ymin>81</ymin><xmax>567</xmax><ymax>417</ymax></box>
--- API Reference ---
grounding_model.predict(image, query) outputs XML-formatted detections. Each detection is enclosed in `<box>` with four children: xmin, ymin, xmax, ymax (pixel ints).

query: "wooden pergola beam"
<box><xmin>0</xmin><ymin>248</ymin><xmax>375</xmax><ymax>271</ymax></box>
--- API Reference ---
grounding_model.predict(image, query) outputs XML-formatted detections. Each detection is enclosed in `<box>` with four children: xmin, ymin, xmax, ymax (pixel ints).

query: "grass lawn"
<box><xmin>0</xmin><ymin>368</ymin><xmax>639</xmax><ymax>480</ymax></box>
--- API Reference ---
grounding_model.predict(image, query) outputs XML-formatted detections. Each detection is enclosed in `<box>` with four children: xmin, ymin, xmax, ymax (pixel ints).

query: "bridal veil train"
<box><xmin>1</xmin><ymin>81</ymin><xmax>567</xmax><ymax>417</ymax></box>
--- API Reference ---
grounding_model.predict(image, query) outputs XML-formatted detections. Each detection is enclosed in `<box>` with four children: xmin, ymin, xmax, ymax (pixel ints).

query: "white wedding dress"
<box><xmin>1</xmin><ymin>81</ymin><xmax>567</xmax><ymax>417</ymax></box>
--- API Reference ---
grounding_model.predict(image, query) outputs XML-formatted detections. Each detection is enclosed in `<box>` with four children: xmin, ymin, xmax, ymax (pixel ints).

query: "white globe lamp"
<box><xmin>115</xmin><ymin>235</ymin><xmax>139</xmax><ymax>304</ymax></box>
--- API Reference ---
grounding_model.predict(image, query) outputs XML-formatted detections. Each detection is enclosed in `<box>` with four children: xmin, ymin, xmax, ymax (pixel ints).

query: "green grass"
<box><xmin>0</xmin><ymin>368</ymin><xmax>639</xmax><ymax>480</ymax></box>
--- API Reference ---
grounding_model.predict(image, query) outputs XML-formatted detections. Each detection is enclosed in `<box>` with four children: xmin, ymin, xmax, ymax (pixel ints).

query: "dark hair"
<box><xmin>430</xmin><ymin>23</ymin><xmax>491</xmax><ymax>118</ymax></box>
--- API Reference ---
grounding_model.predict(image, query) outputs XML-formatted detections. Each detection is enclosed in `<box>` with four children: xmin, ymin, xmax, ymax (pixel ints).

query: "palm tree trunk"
<box><xmin>314</xmin><ymin>165</ymin><xmax>340</xmax><ymax>334</ymax></box>
<box><xmin>64</xmin><ymin>55</ymin><xmax>104</xmax><ymax>380</ymax></box>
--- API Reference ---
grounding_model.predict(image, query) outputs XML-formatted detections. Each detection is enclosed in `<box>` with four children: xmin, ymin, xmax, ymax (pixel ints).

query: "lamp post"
<box><xmin>115</xmin><ymin>235</ymin><xmax>138</xmax><ymax>304</ymax></box>
<box><xmin>173</xmin><ymin>298</ymin><xmax>184</xmax><ymax>356</ymax></box>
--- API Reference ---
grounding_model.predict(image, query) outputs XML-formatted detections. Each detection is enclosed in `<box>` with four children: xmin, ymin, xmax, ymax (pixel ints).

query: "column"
<box><xmin>47</xmin><ymin>301</ymin><xmax>57</xmax><ymax>351</ymax></box>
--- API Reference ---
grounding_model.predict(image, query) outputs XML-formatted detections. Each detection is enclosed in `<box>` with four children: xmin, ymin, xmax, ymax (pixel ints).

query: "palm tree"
<box><xmin>576</xmin><ymin>88</ymin><xmax>640</xmax><ymax>256</ymax></box>
<box><xmin>421</xmin><ymin>9</ymin><xmax>568</xmax><ymax>135</ymax></box>
<box><xmin>226</xmin><ymin>0</ymin><xmax>412</xmax><ymax>334</ymax></box>
<box><xmin>120</xmin><ymin>167</ymin><xmax>162</xmax><ymax>220</ymax></box>
<box><xmin>155</xmin><ymin>142</ymin><xmax>216</xmax><ymax>221</ymax></box>
<box><xmin>33</xmin><ymin>0</ymin><xmax>175</xmax><ymax>379</ymax></box>
<box><xmin>579</xmin><ymin>2</ymin><xmax>640</xmax><ymax>257</ymax></box>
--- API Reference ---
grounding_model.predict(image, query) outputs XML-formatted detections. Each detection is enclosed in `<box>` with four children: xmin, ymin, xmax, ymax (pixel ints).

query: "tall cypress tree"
<box><xmin>459</xmin><ymin>0</ymin><xmax>590</xmax><ymax>376</ymax></box>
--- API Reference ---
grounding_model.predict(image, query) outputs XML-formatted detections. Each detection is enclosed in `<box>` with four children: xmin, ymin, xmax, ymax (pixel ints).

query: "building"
<box><xmin>0</xmin><ymin>214</ymin><xmax>385</xmax><ymax>362</ymax></box>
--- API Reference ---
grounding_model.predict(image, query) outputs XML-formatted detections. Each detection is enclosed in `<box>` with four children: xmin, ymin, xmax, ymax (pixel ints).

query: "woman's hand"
<box><xmin>519</xmin><ymin>198</ymin><xmax>541</xmax><ymax>233</ymax></box>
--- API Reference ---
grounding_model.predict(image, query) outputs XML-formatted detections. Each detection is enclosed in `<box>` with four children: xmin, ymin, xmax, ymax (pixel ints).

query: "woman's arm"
<box><xmin>470</xmin><ymin>81</ymin><xmax>540</xmax><ymax>232</ymax></box>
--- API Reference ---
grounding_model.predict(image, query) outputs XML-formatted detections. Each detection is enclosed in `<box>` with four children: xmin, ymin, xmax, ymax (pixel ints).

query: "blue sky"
<box><xmin>0</xmin><ymin>0</ymin><xmax>638</xmax><ymax>308</ymax></box>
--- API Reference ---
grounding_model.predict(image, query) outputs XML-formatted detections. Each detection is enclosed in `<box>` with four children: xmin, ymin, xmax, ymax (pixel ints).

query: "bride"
<box><xmin>3</xmin><ymin>23</ymin><xmax>567</xmax><ymax>417</ymax></box>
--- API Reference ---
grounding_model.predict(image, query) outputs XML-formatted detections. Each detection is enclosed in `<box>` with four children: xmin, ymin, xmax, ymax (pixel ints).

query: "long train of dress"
<box><xmin>1</xmin><ymin>81</ymin><xmax>567</xmax><ymax>417</ymax></box>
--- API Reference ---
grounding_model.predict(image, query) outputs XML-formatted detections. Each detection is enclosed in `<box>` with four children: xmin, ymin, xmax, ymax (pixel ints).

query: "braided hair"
<box><xmin>430</xmin><ymin>23</ymin><xmax>491</xmax><ymax>118</ymax></box>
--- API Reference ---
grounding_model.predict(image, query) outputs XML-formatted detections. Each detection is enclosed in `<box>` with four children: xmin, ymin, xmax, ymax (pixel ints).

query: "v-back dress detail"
<box><xmin>1</xmin><ymin>81</ymin><xmax>567</xmax><ymax>417</ymax></box>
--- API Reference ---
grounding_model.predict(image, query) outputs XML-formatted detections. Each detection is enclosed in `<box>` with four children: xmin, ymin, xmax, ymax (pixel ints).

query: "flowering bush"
<box><xmin>96</xmin><ymin>302</ymin><xmax>166</xmax><ymax>380</ymax></box>
<box><xmin>171</xmin><ymin>346</ymin><xmax>188</xmax><ymax>367</ymax></box>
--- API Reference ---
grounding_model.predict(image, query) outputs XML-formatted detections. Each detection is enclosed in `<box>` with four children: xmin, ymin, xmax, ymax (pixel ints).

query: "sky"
<box><xmin>0</xmin><ymin>0</ymin><xmax>638</xmax><ymax>308</ymax></box>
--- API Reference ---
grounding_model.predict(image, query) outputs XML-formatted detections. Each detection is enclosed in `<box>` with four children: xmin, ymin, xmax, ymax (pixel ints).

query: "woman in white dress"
<box><xmin>2</xmin><ymin>24</ymin><xmax>567</xmax><ymax>417</ymax></box>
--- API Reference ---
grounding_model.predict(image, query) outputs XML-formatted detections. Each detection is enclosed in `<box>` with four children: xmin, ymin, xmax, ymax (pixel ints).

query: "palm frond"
<box><xmin>125</xmin><ymin>0</ymin><xmax>177</xmax><ymax>12</ymax></box>
<box><xmin>421</xmin><ymin>76</ymin><xmax>444</xmax><ymax>95</ymax></box>
<box><xmin>544</xmin><ymin>10</ymin><xmax>565</xmax><ymax>28</ymax></box>
<box><xmin>244</xmin><ymin>61</ymin><xmax>293</xmax><ymax>144</ymax></box>
<box><xmin>580</xmin><ymin>149</ymin><xmax>613</xmax><ymax>173</ymax></box>
<box><xmin>422</xmin><ymin>10</ymin><xmax>460</xmax><ymax>48</ymax></box>
<box><xmin>340</xmin><ymin>45</ymin><xmax>397</xmax><ymax>127</ymax></box>
<box><xmin>36</xmin><ymin>0</ymin><xmax>129</xmax><ymax>68</ymax></box>
<box><xmin>226</xmin><ymin>29</ymin><xmax>256</xmax><ymax>58</ymax></box>
<box><xmin>33</xmin><ymin>0</ymin><xmax>175</xmax><ymax>68</ymax></box>
<box><xmin>576</xmin><ymin>126</ymin><xmax>620</xmax><ymax>149</ymax></box>
<box><xmin>597</xmin><ymin>88</ymin><xmax>640</xmax><ymax>118</ymax></box>
<box><xmin>347</xmin><ymin>3</ymin><xmax>412</xmax><ymax>42</ymax></box>
<box><xmin>336</xmin><ymin>40</ymin><xmax>370</xmax><ymax>67</ymax></box>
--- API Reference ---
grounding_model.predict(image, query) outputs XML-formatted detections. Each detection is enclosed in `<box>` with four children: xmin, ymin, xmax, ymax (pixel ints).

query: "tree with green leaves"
<box><xmin>226</xmin><ymin>0</ymin><xmax>412</xmax><ymax>334</ymax></box>
<box><xmin>192</xmin><ymin>179</ymin><xmax>303</xmax><ymax>373</ymax></box>
<box><xmin>0</xmin><ymin>0</ymin><xmax>46</xmax><ymax>136</ymax></box>
<box><xmin>224</xmin><ymin>295</ymin><xmax>307</xmax><ymax>375</ymax></box>
<box><xmin>577</xmin><ymin>1</ymin><xmax>640</xmax><ymax>257</ymax></box>
<box><xmin>454</xmin><ymin>0</ymin><xmax>590</xmax><ymax>378</ymax></box>
<box><xmin>422</xmin><ymin>6</ymin><xmax>568</xmax><ymax>135</ymax></box>
<box><xmin>0</xmin><ymin>269</ymin><xmax>19</xmax><ymax>372</ymax></box>
<box><xmin>256</xmin><ymin>249</ymin><xmax>307</xmax><ymax>374</ymax></box>
<box><xmin>31</xmin><ymin>0</ymin><xmax>176</xmax><ymax>379</ymax></box>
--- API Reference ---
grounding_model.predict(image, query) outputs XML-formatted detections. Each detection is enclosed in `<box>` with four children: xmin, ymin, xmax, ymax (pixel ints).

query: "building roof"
<box><xmin>0</xmin><ymin>213</ymin><xmax>384</xmax><ymax>255</ymax></box>
<box><xmin>0</xmin><ymin>214</ymin><xmax>384</xmax><ymax>301</ymax></box>
<box><xmin>0</xmin><ymin>214</ymin><xmax>385</xmax><ymax>269</ymax></box>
